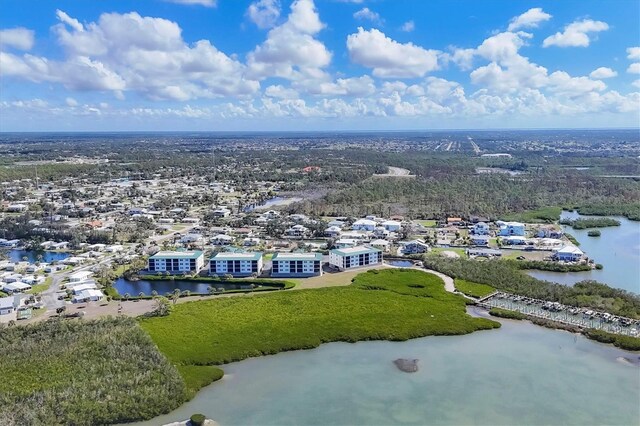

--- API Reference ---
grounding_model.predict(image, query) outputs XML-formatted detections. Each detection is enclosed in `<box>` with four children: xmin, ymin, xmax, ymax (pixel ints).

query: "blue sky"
<box><xmin>0</xmin><ymin>0</ymin><xmax>639</xmax><ymax>131</ymax></box>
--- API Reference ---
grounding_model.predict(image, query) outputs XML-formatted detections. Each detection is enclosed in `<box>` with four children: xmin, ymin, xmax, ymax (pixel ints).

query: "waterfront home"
<box><xmin>68</xmin><ymin>271</ymin><xmax>93</xmax><ymax>283</ymax></box>
<box><xmin>553</xmin><ymin>246</ymin><xmax>585</xmax><ymax>262</ymax></box>
<box><xmin>329</xmin><ymin>246</ymin><xmax>382</xmax><ymax>271</ymax></box>
<box><xmin>352</xmin><ymin>218</ymin><xmax>377</xmax><ymax>232</ymax></box>
<box><xmin>69</xmin><ymin>282</ymin><xmax>98</xmax><ymax>294</ymax></box>
<box><xmin>271</xmin><ymin>252</ymin><xmax>323</xmax><ymax>277</ymax></box>
<box><xmin>210</xmin><ymin>252</ymin><xmax>263</xmax><ymax>277</ymax></box>
<box><xmin>0</xmin><ymin>296</ymin><xmax>17</xmax><ymax>315</ymax></box>
<box><xmin>400</xmin><ymin>240</ymin><xmax>430</xmax><ymax>255</ymax></box>
<box><xmin>211</xmin><ymin>234</ymin><xmax>234</xmax><ymax>246</ymax></box>
<box><xmin>63</xmin><ymin>256</ymin><xmax>86</xmax><ymax>266</ymax></box>
<box><xmin>147</xmin><ymin>250</ymin><xmax>205</xmax><ymax>273</ymax></box>
<box><xmin>472</xmin><ymin>222</ymin><xmax>490</xmax><ymax>235</ymax></box>
<box><xmin>537</xmin><ymin>226</ymin><xmax>564</xmax><ymax>239</ymax></box>
<box><xmin>497</xmin><ymin>221</ymin><xmax>525</xmax><ymax>236</ymax></box>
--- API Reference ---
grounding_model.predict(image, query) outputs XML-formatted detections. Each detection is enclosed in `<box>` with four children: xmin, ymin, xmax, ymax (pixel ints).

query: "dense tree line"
<box><xmin>0</xmin><ymin>317</ymin><xmax>186</xmax><ymax>425</ymax></box>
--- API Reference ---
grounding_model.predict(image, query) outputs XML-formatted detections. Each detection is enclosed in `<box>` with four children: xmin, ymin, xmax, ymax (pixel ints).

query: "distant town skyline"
<box><xmin>1</xmin><ymin>0</ymin><xmax>639</xmax><ymax>131</ymax></box>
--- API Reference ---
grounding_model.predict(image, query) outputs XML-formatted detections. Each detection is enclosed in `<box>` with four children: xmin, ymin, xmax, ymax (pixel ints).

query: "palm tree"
<box><xmin>151</xmin><ymin>290</ymin><xmax>158</xmax><ymax>297</ymax></box>
<box><xmin>138</xmin><ymin>292</ymin><xmax>145</xmax><ymax>298</ymax></box>
<box><xmin>123</xmin><ymin>293</ymin><xmax>130</xmax><ymax>301</ymax></box>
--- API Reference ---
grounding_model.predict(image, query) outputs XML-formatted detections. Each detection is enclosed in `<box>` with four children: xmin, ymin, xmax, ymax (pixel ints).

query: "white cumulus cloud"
<box><xmin>627</xmin><ymin>47</ymin><xmax>640</xmax><ymax>60</ymax></box>
<box><xmin>589</xmin><ymin>67</ymin><xmax>617</xmax><ymax>79</ymax></box>
<box><xmin>507</xmin><ymin>8</ymin><xmax>552</xmax><ymax>32</ymax></box>
<box><xmin>0</xmin><ymin>27</ymin><xmax>35</xmax><ymax>50</ymax></box>
<box><xmin>627</xmin><ymin>63</ymin><xmax>640</xmax><ymax>74</ymax></box>
<box><xmin>353</xmin><ymin>8</ymin><xmax>383</xmax><ymax>25</ymax></box>
<box><xmin>346</xmin><ymin>27</ymin><xmax>440</xmax><ymax>78</ymax></box>
<box><xmin>543</xmin><ymin>19</ymin><xmax>609</xmax><ymax>48</ymax></box>
<box><xmin>247</xmin><ymin>0</ymin><xmax>281</xmax><ymax>29</ymax></box>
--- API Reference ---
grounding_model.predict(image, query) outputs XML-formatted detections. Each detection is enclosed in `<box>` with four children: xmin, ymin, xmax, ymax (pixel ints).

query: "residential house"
<box><xmin>210</xmin><ymin>252</ymin><xmax>263</xmax><ymax>277</ymax></box>
<box><xmin>324</xmin><ymin>226</ymin><xmax>342</xmax><ymax>238</ymax></box>
<box><xmin>211</xmin><ymin>234</ymin><xmax>234</xmax><ymax>246</ymax></box>
<box><xmin>382</xmin><ymin>220</ymin><xmax>402</xmax><ymax>232</ymax></box>
<box><xmin>68</xmin><ymin>271</ymin><xmax>93</xmax><ymax>283</ymax></box>
<box><xmin>472</xmin><ymin>222</ymin><xmax>490</xmax><ymax>235</ymax></box>
<box><xmin>369</xmin><ymin>239</ymin><xmax>390</xmax><ymax>252</ymax></box>
<box><xmin>553</xmin><ymin>246</ymin><xmax>584</xmax><ymax>262</ymax></box>
<box><xmin>271</xmin><ymin>252</ymin><xmax>323</xmax><ymax>277</ymax></box>
<box><xmin>329</xmin><ymin>246</ymin><xmax>382</xmax><ymax>271</ymax></box>
<box><xmin>497</xmin><ymin>221</ymin><xmax>525</xmax><ymax>236</ymax></box>
<box><xmin>352</xmin><ymin>219</ymin><xmax>377</xmax><ymax>232</ymax></box>
<box><xmin>470</xmin><ymin>235</ymin><xmax>490</xmax><ymax>246</ymax></box>
<box><xmin>0</xmin><ymin>296</ymin><xmax>16</xmax><ymax>315</ymax></box>
<box><xmin>285</xmin><ymin>224</ymin><xmax>308</xmax><ymax>238</ymax></box>
<box><xmin>400</xmin><ymin>239</ymin><xmax>430</xmax><ymax>255</ymax></box>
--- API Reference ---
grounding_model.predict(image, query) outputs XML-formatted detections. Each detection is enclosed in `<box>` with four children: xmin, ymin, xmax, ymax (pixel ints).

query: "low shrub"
<box><xmin>190</xmin><ymin>413</ymin><xmax>206</xmax><ymax>426</ymax></box>
<box><xmin>489</xmin><ymin>308</ymin><xmax>526</xmax><ymax>320</ymax></box>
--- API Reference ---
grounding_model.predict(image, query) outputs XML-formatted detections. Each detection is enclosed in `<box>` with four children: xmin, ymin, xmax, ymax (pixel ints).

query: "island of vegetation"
<box><xmin>489</xmin><ymin>308</ymin><xmax>527</xmax><ymax>320</ymax></box>
<box><xmin>139</xmin><ymin>269</ymin><xmax>499</xmax><ymax>390</ymax></box>
<box><xmin>588</xmin><ymin>230</ymin><xmax>601</xmax><ymax>237</ymax></box>
<box><xmin>559</xmin><ymin>217</ymin><xmax>621</xmax><ymax>229</ymax></box>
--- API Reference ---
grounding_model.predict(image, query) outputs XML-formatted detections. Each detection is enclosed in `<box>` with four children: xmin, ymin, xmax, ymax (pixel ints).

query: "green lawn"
<box><xmin>416</xmin><ymin>219</ymin><xmax>437</xmax><ymax>227</ymax></box>
<box><xmin>431</xmin><ymin>247</ymin><xmax>467</xmax><ymax>257</ymax></box>
<box><xmin>27</xmin><ymin>276</ymin><xmax>52</xmax><ymax>294</ymax></box>
<box><xmin>454</xmin><ymin>279</ymin><xmax>495</xmax><ymax>298</ymax></box>
<box><xmin>0</xmin><ymin>318</ymin><xmax>186</xmax><ymax>425</ymax></box>
<box><xmin>140</xmin><ymin>269</ymin><xmax>499</xmax><ymax>393</ymax></box>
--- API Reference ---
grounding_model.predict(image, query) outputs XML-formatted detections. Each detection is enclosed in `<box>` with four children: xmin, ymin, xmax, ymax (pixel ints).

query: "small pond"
<box><xmin>4</xmin><ymin>249</ymin><xmax>70</xmax><ymax>264</ymax></box>
<box><xmin>113</xmin><ymin>278</ymin><xmax>258</xmax><ymax>296</ymax></box>
<box><xmin>386</xmin><ymin>260</ymin><xmax>416</xmax><ymax>268</ymax></box>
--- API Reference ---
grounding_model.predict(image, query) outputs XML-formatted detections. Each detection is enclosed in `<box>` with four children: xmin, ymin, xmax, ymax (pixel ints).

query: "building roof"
<box><xmin>150</xmin><ymin>250</ymin><xmax>203</xmax><ymax>260</ymax></box>
<box><xmin>331</xmin><ymin>246</ymin><xmax>381</xmax><ymax>256</ymax></box>
<box><xmin>0</xmin><ymin>296</ymin><xmax>15</xmax><ymax>309</ymax></box>
<box><xmin>555</xmin><ymin>246</ymin><xmax>584</xmax><ymax>255</ymax></box>
<box><xmin>211</xmin><ymin>252</ymin><xmax>262</xmax><ymax>261</ymax></box>
<box><xmin>272</xmin><ymin>252</ymin><xmax>323</xmax><ymax>261</ymax></box>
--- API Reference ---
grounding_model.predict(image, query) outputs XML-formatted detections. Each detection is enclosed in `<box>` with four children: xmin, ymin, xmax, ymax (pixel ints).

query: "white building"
<box><xmin>329</xmin><ymin>246</ymin><xmax>382</xmax><ymax>271</ymax></box>
<box><xmin>72</xmin><ymin>289</ymin><xmax>104</xmax><ymax>303</ymax></box>
<box><xmin>271</xmin><ymin>252</ymin><xmax>323</xmax><ymax>277</ymax></box>
<box><xmin>382</xmin><ymin>220</ymin><xmax>402</xmax><ymax>232</ymax></box>
<box><xmin>497</xmin><ymin>221</ymin><xmax>525</xmax><ymax>236</ymax></box>
<box><xmin>210</xmin><ymin>252</ymin><xmax>263</xmax><ymax>277</ymax></box>
<box><xmin>0</xmin><ymin>296</ymin><xmax>16</xmax><ymax>315</ymax></box>
<box><xmin>211</xmin><ymin>234</ymin><xmax>234</xmax><ymax>246</ymax></box>
<box><xmin>553</xmin><ymin>246</ymin><xmax>584</xmax><ymax>262</ymax></box>
<box><xmin>68</xmin><ymin>271</ymin><xmax>93</xmax><ymax>283</ymax></box>
<box><xmin>3</xmin><ymin>281</ymin><xmax>32</xmax><ymax>294</ymax></box>
<box><xmin>147</xmin><ymin>250</ymin><xmax>205</xmax><ymax>273</ymax></box>
<box><xmin>352</xmin><ymin>219</ymin><xmax>377</xmax><ymax>232</ymax></box>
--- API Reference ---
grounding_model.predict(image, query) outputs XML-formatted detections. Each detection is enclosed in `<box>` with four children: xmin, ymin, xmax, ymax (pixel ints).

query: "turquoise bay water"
<box><xmin>527</xmin><ymin>211</ymin><xmax>640</xmax><ymax>293</ymax></box>
<box><xmin>135</xmin><ymin>316</ymin><xmax>640</xmax><ymax>426</ymax></box>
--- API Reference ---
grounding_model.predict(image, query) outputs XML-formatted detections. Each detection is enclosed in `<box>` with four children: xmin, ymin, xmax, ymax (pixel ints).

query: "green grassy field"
<box><xmin>140</xmin><ymin>269</ymin><xmax>500</xmax><ymax>394</ymax></box>
<box><xmin>454</xmin><ymin>279</ymin><xmax>495</xmax><ymax>298</ymax></box>
<box><xmin>0</xmin><ymin>317</ymin><xmax>186</xmax><ymax>425</ymax></box>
